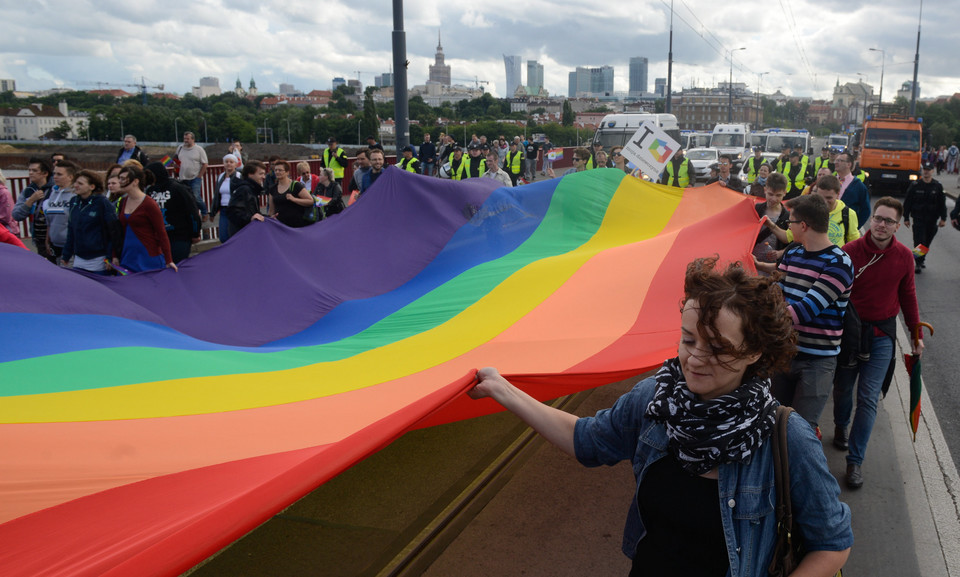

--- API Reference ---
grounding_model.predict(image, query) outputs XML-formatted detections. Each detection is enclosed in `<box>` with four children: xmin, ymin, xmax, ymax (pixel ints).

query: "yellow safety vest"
<box><xmin>323</xmin><ymin>147</ymin><xmax>347</xmax><ymax>179</ymax></box>
<box><xmin>398</xmin><ymin>157</ymin><xmax>420</xmax><ymax>173</ymax></box>
<box><xmin>456</xmin><ymin>157</ymin><xmax>486</xmax><ymax>180</ymax></box>
<box><xmin>745</xmin><ymin>156</ymin><xmax>766</xmax><ymax>183</ymax></box>
<box><xmin>505</xmin><ymin>151</ymin><xmax>523</xmax><ymax>175</ymax></box>
<box><xmin>663</xmin><ymin>157</ymin><xmax>691</xmax><ymax>188</ymax></box>
<box><xmin>814</xmin><ymin>156</ymin><xmax>831</xmax><ymax>173</ymax></box>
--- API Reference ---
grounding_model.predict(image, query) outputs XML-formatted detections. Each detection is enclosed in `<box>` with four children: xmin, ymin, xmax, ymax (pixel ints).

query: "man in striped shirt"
<box><xmin>772</xmin><ymin>194</ymin><xmax>854</xmax><ymax>433</ymax></box>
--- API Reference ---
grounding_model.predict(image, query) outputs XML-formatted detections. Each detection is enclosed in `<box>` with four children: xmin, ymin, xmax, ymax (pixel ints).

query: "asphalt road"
<box><xmin>898</xmin><ymin>182</ymin><xmax>960</xmax><ymax>479</ymax></box>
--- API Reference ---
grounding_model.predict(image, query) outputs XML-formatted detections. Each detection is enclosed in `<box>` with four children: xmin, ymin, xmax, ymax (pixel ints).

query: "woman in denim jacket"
<box><xmin>471</xmin><ymin>257</ymin><xmax>852</xmax><ymax>576</ymax></box>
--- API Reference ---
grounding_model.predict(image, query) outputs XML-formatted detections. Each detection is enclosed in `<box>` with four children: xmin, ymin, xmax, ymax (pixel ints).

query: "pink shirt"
<box><xmin>838</xmin><ymin>173</ymin><xmax>855</xmax><ymax>199</ymax></box>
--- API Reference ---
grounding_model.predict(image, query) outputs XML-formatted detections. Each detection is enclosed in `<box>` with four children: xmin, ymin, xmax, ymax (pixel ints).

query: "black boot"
<box><xmin>845</xmin><ymin>463</ymin><xmax>863</xmax><ymax>489</ymax></box>
<box><xmin>833</xmin><ymin>426</ymin><xmax>849</xmax><ymax>450</ymax></box>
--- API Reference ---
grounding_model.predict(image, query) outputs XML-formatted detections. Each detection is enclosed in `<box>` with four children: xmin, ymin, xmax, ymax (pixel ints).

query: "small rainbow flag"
<box><xmin>912</xmin><ymin>244</ymin><xmax>929</xmax><ymax>257</ymax></box>
<box><xmin>547</xmin><ymin>150</ymin><xmax>563</xmax><ymax>161</ymax></box>
<box><xmin>160</xmin><ymin>155</ymin><xmax>175</xmax><ymax>168</ymax></box>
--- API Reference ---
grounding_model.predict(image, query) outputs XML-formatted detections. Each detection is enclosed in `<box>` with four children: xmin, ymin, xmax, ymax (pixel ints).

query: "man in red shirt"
<box><xmin>833</xmin><ymin>196</ymin><xmax>923</xmax><ymax>489</ymax></box>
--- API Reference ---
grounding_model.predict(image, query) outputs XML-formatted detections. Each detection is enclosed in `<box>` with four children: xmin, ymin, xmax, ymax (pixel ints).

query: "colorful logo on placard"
<box><xmin>648</xmin><ymin>139</ymin><xmax>673</xmax><ymax>163</ymax></box>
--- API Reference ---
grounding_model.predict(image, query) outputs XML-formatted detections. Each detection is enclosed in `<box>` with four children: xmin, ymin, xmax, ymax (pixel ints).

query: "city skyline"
<box><xmin>1</xmin><ymin>1</ymin><xmax>956</xmax><ymax>102</ymax></box>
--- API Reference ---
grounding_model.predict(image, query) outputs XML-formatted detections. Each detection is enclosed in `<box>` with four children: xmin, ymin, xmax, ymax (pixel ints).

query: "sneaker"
<box><xmin>845</xmin><ymin>463</ymin><xmax>863</xmax><ymax>489</ymax></box>
<box><xmin>833</xmin><ymin>426</ymin><xmax>849</xmax><ymax>450</ymax></box>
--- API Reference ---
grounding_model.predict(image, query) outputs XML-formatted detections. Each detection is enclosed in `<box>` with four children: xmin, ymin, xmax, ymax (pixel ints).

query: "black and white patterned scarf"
<box><xmin>644</xmin><ymin>357</ymin><xmax>776</xmax><ymax>476</ymax></box>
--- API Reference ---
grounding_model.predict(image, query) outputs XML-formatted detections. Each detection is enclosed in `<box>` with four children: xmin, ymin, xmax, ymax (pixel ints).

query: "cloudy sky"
<box><xmin>2</xmin><ymin>0</ymin><xmax>954</xmax><ymax>103</ymax></box>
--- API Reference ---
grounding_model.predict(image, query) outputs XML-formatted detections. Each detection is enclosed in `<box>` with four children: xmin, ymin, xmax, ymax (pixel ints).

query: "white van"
<box><xmin>764</xmin><ymin>129</ymin><xmax>811</xmax><ymax>155</ymax></box>
<box><xmin>709</xmin><ymin>123</ymin><xmax>752</xmax><ymax>169</ymax></box>
<box><xmin>592</xmin><ymin>113</ymin><xmax>681</xmax><ymax>150</ymax></box>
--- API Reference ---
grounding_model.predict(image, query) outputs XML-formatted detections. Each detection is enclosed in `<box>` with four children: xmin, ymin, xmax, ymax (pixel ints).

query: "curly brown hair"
<box><xmin>682</xmin><ymin>256</ymin><xmax>797</xmax><ymax>379</ymax></box>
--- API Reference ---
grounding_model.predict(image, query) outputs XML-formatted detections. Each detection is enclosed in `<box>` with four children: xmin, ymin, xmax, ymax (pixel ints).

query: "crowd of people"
<box><xmin>4</xmin><ymin>127</ymin><xmax>960</xmax><ymax>575</ymax></box>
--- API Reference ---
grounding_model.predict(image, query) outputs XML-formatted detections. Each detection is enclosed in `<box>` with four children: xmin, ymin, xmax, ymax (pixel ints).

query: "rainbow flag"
<box><xmin>160</xmin><ymin>155</ymin><xmax>175</xmax><ymax>168</ymax></box>
<box><xmin>547</xmin><ymin>149</ymin><xmax>563</xmax><ymax>161</ymax></box>
<box><xmin>0</xmin><ymin>168</ymin><xmax>762</xmax><ymax>576</ymax></box>
<box><xmin>912</xmin><ymin>243</ymin><xmax>929</xmax><ymax>257</ymax></box>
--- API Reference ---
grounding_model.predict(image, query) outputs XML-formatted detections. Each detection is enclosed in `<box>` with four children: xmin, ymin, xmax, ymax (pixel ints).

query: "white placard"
<box><xmin>619</xmin><ymin>121</ymin><xmax>681</xmax><ymax>178</ymax></box>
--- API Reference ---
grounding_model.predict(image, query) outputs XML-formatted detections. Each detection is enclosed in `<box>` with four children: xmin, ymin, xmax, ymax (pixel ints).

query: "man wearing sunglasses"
<box><xmin>832</xmin><ymin>196</ymin><xmax>922</xmax><ymax>489</ymax></box>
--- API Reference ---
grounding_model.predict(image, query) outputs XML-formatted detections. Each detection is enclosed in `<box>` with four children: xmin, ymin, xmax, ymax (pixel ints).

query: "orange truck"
<box><xmin>858</xmin><ymin>113</ymin><xmax>923</xmax><ymax>195</ymax></box>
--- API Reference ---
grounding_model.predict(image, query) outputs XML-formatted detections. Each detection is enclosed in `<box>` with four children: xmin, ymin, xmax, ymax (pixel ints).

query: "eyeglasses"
<box><xmin>872</xmin><ymin>215</ymin><xmax>899</xmax><ymax>226</ymax></box>
<box><xmin>612</xmin><ymin>153</ymin><xmax>622</xmax><ymax>158</ymax></box>
<box><xmin>787</xmin><ymin>219</ymin><xmax>805</xmax><ymax>225</ymax></box>
<box><xmin>719</xmin><ymin>163</ymin><xmax>730</xmax><ymax>167</ymax></box>
<box><xmin>574</xmin><ymin>157</ymin><xmax>586</xmax><ymax>162</ymax></box>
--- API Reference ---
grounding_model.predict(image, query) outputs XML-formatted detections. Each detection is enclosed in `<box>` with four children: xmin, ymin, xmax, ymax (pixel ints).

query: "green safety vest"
<box><xmin>505</xmin><ymin>150</ymin><xmax>523</xmax><ymax>175</ymax></box>
<box><xmin>662</xmin><ymin>157</ymin><xmax>691</xmax><ymax>188</ymax></box>
<box><xmin>323</xmin><ymin>147</ymin><xmax>347</xmax><ymax>179</ymax></box>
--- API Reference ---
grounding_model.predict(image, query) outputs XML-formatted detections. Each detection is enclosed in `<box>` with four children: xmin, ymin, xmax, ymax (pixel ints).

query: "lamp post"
<box><xmin>755</xmin><ymin>71</ymin><xmax>769</xmax><ymax>128</ymax></box>
<box><xmin>869</xmin><ymin>47</ymin><xmax>885</xmax><ymax>105</ymax></box>
<box><xmin>728</xmin><ymin>47</ymin><xmax>746</xmax><ymax>122</ymax></box>
<box><xmin>174</xmin><ymin>117</ymin><xmax>181</xmax><ymax>142</ymax></box>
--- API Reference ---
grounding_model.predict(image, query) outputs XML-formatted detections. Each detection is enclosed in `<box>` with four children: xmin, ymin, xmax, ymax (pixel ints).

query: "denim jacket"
<box><xmin>574</xmin><ymin>376</ymin><xmax>853</xmax><ymax>577</ymax></box>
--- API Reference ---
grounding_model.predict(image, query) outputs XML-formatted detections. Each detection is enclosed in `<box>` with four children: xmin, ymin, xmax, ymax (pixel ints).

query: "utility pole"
<box><xmin>910</xmin><ymin>0</ymin><xmax>923</xmax><ymax>116</ymax></box>
<box><xmin>392</xmin><ymin>0</ymin><xmax>410</xmax><ymax>149</ymax></box>
<box><xmin>666</xmin><ymin>0</ymin><xmax>673</xmax><ymax>114</ymax></box>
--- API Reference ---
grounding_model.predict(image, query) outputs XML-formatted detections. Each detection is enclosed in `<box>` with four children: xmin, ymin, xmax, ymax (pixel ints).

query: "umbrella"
<box><xmin>904</xmin><ymin>322</ymin><xmax>934</xmax><ymax>441</ymax></box>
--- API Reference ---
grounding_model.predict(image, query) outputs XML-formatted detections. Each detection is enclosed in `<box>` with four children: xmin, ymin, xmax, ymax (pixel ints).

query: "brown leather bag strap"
<box><xmin>772</xmin><ymin>406</ymin><xmax>796</xmax><ymax>552</ymax></box>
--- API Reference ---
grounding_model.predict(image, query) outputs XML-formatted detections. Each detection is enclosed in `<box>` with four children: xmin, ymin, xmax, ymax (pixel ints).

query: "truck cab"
<box><xmin>859</xmin><ymin>112</ymin><xmax>923</xmax><ymax>195</ymax></box>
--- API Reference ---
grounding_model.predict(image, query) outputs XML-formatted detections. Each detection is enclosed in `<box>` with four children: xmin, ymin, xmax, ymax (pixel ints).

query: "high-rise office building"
<box><xmin>375</xmin><ymin>73</ymin><xmax>394</xmax><ymax>88</ymax></box>
<box><xmin>428</xmin><ymin>32</ymin><xmax>451</xmax><ymax>86</ymax></box>
<box><xmin>629</xmin><ymin>57</ymin><xmax>648</xmax><ymax>96</ymax></box>
<box><xmin>569</xmin><ymin>66</ymin><xmax>614</xmax><ymax>97</ymax></box>
<box><xmin>504</xmin><ymin>55</ymin><xmax>523</xmax><ymax>96</ymax></box>
<box><xmin>655</xmin><ymin>78</ymin><xmax>667</xmax><ymax>98</ymax></box>
<box><xmin>527</xmin><ymin>60</ymin><xmax>544</xmax><ymax>93</ymax></box>
<box><xmin>332</xmin><ymin>77</ymin><xmax>346</xmax><ymax>91</ymax></box>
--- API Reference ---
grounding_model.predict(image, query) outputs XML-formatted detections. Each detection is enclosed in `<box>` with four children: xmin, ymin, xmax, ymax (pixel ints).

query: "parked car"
<box><xmin>686</xmin><ymin>147</ymin><xmax>720</xmax><ymax>182</ymax></box>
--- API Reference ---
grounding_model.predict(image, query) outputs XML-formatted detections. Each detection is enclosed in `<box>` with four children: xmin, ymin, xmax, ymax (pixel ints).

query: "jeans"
<box><xmin>833</xmin><ymin>333</ymin><xmax>894</xmax><ymax>465</ymax></box>
<box><xmin>525</xmin><ymin>158</ymin><xmax>537</xmax><ymax>180</ymax></box>
<box><xmin>771</xmin><ymin>355</ymin><xmax>838</xmax><ymax>429</ymax></box>
<box><xmin>183</xmin><ymin>177</ymin><xmax>208</xmax><ymax>215</ymax></box>
<box><xmin>421</xmin><ymin>161</ymin><xmax>435</xmax><ymax>177</ymax></box>
<box><xmin>911</xmin><ymin>219</ymin><xmax>939</xmax><ymax>264</ymax></box>
<box><xmin>218</xmin><ymin>212</ymin><xmax>232</xmax><ymax>243</ymax></box>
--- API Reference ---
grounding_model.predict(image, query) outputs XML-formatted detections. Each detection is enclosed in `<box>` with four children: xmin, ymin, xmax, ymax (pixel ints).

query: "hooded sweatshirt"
<box><xmin>42</xmin><ymin>186</ymin><xmax>76</xmax><ymax>247</ymax></box>
<box><xmin>144</xmin><ymin>162</ymin><xmax>199</xmax><ymax>242</ymax></box>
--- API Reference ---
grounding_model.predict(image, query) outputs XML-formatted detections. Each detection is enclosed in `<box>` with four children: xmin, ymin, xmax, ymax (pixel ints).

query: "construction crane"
<box><xmin>78</xmin><ymin>77</ymin><xmax>165</xmax><ymax>105</ymax></box>
<box><xmin>451</xmin><ymin>77</ymin><xmax>490</xmax><ymax>92</ymax></box>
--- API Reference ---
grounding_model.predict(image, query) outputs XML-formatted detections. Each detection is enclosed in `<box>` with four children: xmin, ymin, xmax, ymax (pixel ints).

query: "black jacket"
<box><xmin>226</xmin><ymin>177</ymin><xmax>264</xmax><ymax>235</ymax></box>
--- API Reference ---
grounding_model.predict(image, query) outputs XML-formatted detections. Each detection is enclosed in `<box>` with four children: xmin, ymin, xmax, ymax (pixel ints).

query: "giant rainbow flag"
<box><xmin>0</xmin><ymin>168</ymin><xmax>761</xmax><ymax>576</ymax></box>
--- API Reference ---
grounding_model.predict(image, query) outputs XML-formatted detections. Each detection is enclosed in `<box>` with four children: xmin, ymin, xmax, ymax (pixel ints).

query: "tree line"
<box><xmin>0</xmin><ymin>86</ymin><xmax>590</xmax><ymax>147</ymax></box>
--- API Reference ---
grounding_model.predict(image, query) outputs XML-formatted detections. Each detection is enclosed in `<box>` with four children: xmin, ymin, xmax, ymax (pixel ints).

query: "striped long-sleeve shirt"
<box><xmin>778</xmin><ymin>244</ymin><xmax>854</xmax><ymax>357</ymax></box>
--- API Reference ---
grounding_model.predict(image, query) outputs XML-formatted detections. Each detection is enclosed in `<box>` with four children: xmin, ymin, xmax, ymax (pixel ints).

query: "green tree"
<box><xmin>51</xmin><ymin>120</ymin><xmax>72</xmax><ymax>140</ymax></box>
<box><xmin>562</xmin><ymin>100</ymin><xmax>574</xmax><ymax>127</ymax></box>
<box><xmin>361</xmin><ymin>91</ymin><xmax>379</xmax><ymax>142</ymax></box>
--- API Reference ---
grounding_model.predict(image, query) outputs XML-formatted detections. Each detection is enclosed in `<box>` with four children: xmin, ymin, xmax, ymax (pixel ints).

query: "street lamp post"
<box><xmin>174</xmin><ymin>117</ymin><xmax>181</xmax><ymax>142</ymax></box>
<box><xmin>755</xmin><ymin>71</ymin><xmax>769</xmax><ymax>129</ymax></box>
<box><xmin>728</xmin><ymin>47</ymin><xmax>746</xmax><ymax>122</ymax></box>
<box><xmin>869</xmin><ymin>47</ymin><xmax>885</xmax><ymax>105</ymax></box>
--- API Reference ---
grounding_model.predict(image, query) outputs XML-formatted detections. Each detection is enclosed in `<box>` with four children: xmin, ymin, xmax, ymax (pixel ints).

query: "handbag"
<box><xmin>768</xmin><ymin>406</ymin><xmax>842</xmax><ymax>577</ymax></box>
